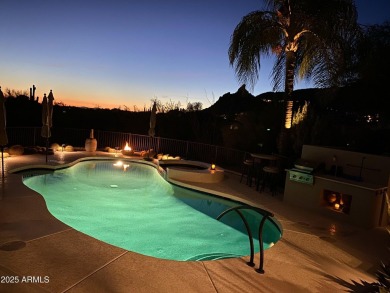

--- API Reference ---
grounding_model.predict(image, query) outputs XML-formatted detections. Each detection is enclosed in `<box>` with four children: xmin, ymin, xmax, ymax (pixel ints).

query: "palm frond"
<box><xmin>229</xmin><ymin>0</ymin><xmax>362</xmax><ymax>91</ymax></box>
<box><xmin>229</xmin><ymin>10</ymin><xmax>283</xmax><ymax>90</ymax></box>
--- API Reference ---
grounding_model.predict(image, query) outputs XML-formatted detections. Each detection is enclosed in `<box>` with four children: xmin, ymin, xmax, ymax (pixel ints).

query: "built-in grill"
<box><xmin>288</xmin><ymin>160</ymin><xmax>317</xmax><ymax>185</ymax></box>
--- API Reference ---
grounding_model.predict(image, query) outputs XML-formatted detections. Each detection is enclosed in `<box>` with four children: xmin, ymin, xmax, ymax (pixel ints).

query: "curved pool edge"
<box><xmin>8</xmin><ymin>156</ymin><xmax>162</xmax><ymax>175</ymax></box>
<box><xmin>168</xmin><ymin>177</ymin><xmax>256</xmax><ymax>208</ymax></box>
<box><xmin>12</xmin><ymin>156</ymin><xmax>282</xmax><ymax>256</ymax></box>
<box><xmin>10</xmin><ymin>156</ymin><xmax>245</xmax><ymax>208</ymax></box>
<box><xmin>11</xmin><ymin>156</ymin><xmax>283</xmax><ymax>239</ymax></box>
<box><xmin>168</xmin><ymin>177</ymin><xmax>283</xmax><ymax>236</ymax></box>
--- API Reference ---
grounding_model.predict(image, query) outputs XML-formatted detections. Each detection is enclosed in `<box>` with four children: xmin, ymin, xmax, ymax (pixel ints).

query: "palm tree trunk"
<box><xmin>278</xmin><ymin>50</ymin><xmax>296</xmax><ymax>155</ymax></box>
<box><xmin>284</xmin><ymin>50</ymin><xmax>296</xmax><ymax>129</ymax></box>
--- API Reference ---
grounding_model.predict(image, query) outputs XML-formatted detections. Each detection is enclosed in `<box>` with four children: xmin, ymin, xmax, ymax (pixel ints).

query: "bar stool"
<box><xmin>253</xmin><ymin>158</ymin><xmax>266</xmax><ymax>191</ymax></box>
<box><xmin>240</xmin><ymin>158</ymin><xmax>255</xmax><ymax>187</ymax></box>
<box><xmin>260</xmin><ymin>166</ymin><xmax>280</xmax><ymax>195</ymax></box>
<box><xmin>260</xmin><ymin>153</ymin><xmax>288</xmax><ymax>195</ymax></box>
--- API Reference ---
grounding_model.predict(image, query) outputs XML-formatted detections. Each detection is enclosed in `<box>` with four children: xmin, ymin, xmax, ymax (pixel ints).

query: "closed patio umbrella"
<box><xmin>47</xmin><ymin>90</ymin><xmax>54</xmax><ymax>163</ymax></box>
<box><xmin>0</xmin><ymin>87</ymin><xmax>8</xmax><ymax>178</ymax></box>
<box><xmin>41</xmin><ymin>94</ymin><xmax>50</xmax><ymax>163</ymax></box>
<box><xmin>148</xmin><ymin>101</ymin><xmax>157</xmax><ymax>137</ymax></box>
<box><xmin>47</xmin><ymin>90</ymin><xmax>54</xmax><ymax>128</ymax></box>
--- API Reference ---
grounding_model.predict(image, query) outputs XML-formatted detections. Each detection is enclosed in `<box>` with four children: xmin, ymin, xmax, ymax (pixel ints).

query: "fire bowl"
<box><xmin>121</xmin><ymin>150</ymin><xmax>134</xmax><ymax>156</ymax></box>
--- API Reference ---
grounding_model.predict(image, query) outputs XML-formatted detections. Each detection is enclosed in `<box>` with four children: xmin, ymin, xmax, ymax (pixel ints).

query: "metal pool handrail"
<box><xmin>216</xmin><ymin>205</ymin><xmax>281</xmax><ymax>274</ymax></box>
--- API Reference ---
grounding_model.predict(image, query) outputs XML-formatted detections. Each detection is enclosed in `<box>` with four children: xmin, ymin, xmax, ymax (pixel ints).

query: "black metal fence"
<box><xmin>6</xmin><ymin>127</ymin><xmax>247</xmax><ymax>172</ymax></box>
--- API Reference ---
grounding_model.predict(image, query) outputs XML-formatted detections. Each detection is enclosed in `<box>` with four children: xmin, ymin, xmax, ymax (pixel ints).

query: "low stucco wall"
<box><xmin>301</xmin><ymin>145</ymin><xmax>390</xmax><ymax>186</ymax></box>
<box><xmin>284</xmin><ymin>171</ymin><xmax>388</xmax><ymax>228</ymax></box>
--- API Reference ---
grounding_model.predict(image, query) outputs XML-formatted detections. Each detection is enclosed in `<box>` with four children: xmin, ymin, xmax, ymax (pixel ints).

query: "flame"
<box><xmin>124</xmin><ymin>142</ymin><xmax>132</xmax><ymax>151</ymax></box>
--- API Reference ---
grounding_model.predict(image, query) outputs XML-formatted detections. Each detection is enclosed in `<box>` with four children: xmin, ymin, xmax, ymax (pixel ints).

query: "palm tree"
<box><xmin>229</xmin><ymin>0</ymin><xmax>361</xmax><ymax>155</ymax></box>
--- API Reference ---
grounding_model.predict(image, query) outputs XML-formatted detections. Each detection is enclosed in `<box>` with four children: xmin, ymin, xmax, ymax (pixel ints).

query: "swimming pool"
<box><xmin>22</xmin><ymin>159</ymin><xmax>282</xmax><ymax>261</ymax></box>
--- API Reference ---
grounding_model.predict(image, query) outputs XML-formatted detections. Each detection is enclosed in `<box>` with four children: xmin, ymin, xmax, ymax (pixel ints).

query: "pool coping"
<box><xmin>8</xmin><ymin>156</ymin><xmax>156</xmax><ymax>174</ymax></box>
<box><xmin>19</xmin><ymin>158</ymin><xmax>280</xmax><ymax>262</ymax></box>
<box><xmin>14</xmin><ymin>156</ymin><xmax>283</xmax><ymax>240</ymax></box>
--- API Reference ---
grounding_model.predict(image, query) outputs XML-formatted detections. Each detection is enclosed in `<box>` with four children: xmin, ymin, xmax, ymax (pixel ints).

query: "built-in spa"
<box><xmin>159</xmin><ymin>159</ymin><xmax>225</xmax><ymax>183</ymax></box>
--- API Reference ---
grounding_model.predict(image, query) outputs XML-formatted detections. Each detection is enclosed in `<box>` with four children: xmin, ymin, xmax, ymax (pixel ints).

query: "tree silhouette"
<box><xmin>229</xmin><ymin>0</ymin><xmax>361</xmax><ymax>155</ymax></box>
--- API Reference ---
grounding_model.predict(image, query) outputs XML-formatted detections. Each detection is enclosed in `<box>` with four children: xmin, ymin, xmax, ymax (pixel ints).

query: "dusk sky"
<box><xmin>1</xmin><ymin>0</ymin><xmax>389</xmax><ymax>110</ymax></box>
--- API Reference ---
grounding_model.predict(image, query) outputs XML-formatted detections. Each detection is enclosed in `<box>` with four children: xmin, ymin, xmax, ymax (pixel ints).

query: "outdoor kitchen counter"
<box><xmin>284</xmin><ymin>170</ymin><xmax>388</xmax><ymax>228</ymax></box>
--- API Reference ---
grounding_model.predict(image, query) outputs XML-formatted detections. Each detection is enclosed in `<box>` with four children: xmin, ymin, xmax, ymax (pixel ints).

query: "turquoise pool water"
<box><xmin>22</xmin><ymin>160</ymin><xmax>282</xmax><ymax>261</ymax></box>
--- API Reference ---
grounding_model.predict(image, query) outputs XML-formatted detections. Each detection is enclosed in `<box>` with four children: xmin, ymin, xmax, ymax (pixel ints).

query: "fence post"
<box><xmin>186</xmin><ymin>141</ymin><xmax>189</xmax><ymax>159</ymax></box>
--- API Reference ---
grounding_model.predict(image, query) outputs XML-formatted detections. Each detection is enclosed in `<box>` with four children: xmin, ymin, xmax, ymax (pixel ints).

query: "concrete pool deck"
<box><xmin>0</xmin><ymin>151</ymin><xmax>388</xmax><ymax>292</ymax></box>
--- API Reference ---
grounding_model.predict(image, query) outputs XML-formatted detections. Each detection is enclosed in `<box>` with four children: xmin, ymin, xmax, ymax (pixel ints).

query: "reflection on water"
<box><xmin>0</xmin><ymin>156</ymin><xmax>8</xmax><ymax>179</ymax></box>
<box><xmin>55</xmin><ymin>151</ymin><xmax>66</xmax><ymax>163</ymax></box>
